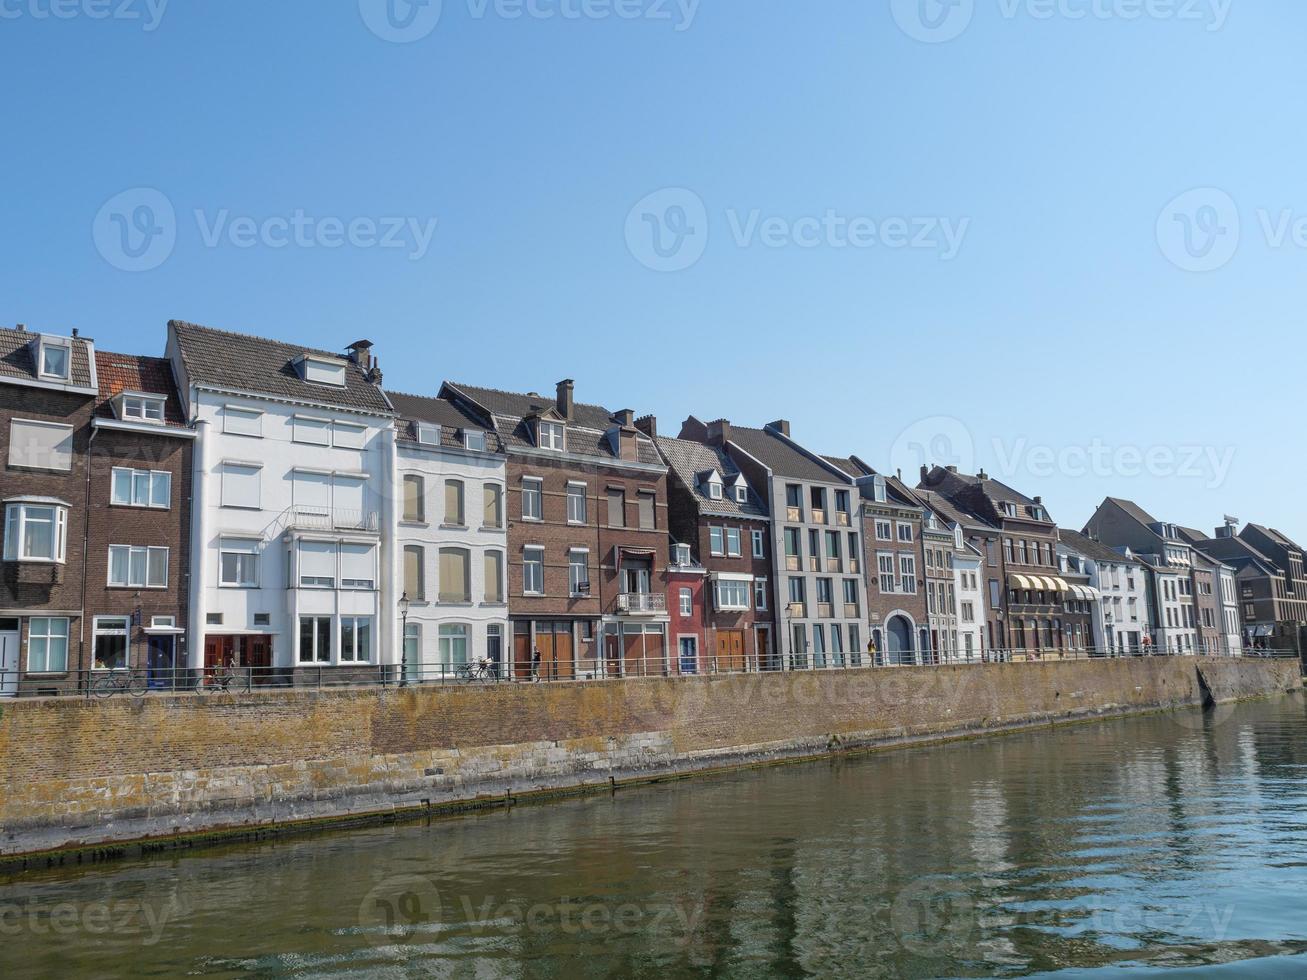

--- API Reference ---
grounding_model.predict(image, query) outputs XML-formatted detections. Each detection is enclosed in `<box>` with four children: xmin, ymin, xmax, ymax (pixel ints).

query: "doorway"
<box><xmin>146</xmin><ymin>634</ymin><xmax>178</xmax><ymax>690</ymax></box>
<box><xmin>716</xmin><ymin>629</ymin><xmax>745</xmax><ymax>672</ymax></box>
<box><xmin>678</xmin><ymin>636</ymin><xmax>698</xmax><ymax>675</ymax></box>
<box><xmin>0</xmin><ymin>619</ymin><xmax>18</xmax><ymax>697</ymax></box>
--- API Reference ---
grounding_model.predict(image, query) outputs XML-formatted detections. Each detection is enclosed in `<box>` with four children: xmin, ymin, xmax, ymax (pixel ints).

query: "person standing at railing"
<box><xmin>531</xmin><ymin>646</ymin><xmax>541</xmax><ymax>682</ymax></box>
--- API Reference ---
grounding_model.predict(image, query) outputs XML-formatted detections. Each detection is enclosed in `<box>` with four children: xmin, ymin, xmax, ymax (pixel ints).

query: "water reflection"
<box><xmin>2</xmin><ymin>695</ymin><xmax>1306</xmax><ymax>978</ymax></box>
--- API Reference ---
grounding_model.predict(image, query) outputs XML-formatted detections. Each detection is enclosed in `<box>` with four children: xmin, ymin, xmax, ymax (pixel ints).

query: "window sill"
<box><xmin>109</xmin><ymin>503</ymin><xmax>172</xmax><ymax>511</ymax></box>
<box><xmin>218</xmin><ymin>583</ymin><xmax>258</xmax><ymax>589</ymax></box>
<box><xmin>439</xmin><ymin>524</ymin><xmax>469</xmax><ymax>532</ymax></box>
<box><xmin>399</xmin><ymin>520</ymin><xmax>428</xmax><ymax>528</ymax></box>
<box><xmin>481</xmin><ymin>601</ymin><xmax>508</xmax><ymax>608</ymax></box>
<box><xmin>480</xmin><ymin>525</ymin><xmax>505</xmax><ymax>533</ymax></box>
<box><xmin>107</xmin><ymin>585</ymin><xmax>168</xmax><ymax>591</ymax></box>
<box><xmin>23</xmin><ymin>672</ymin><xmax>70</xmax><ymax>678</ymax></box>
<box><xmin>520</xmin><ymin>517</ymin><xmax>543</xmax><ymax>524</ymax></box>
<box><xmin>437</xmin><ymin>600</ymin><xmax>474</xmax><ymax>607</ymax></box>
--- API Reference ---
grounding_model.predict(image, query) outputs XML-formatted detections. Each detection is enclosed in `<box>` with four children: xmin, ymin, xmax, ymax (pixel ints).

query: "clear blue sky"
<box><xmin>2</xmin><ymin>0</ymin><xmax>1302</xmax><ymax>539</ymax></box>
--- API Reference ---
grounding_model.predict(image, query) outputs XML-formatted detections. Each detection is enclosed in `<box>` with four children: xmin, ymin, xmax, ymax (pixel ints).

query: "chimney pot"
<box><xmin>978</xmin><ymin>469</ymin><xmax>988</xmax><ymax>480</ymax></box>
<box><xmin>15</xmin><ymin>323</ymin><xmax>25</xmax><ymax>332</ymax></box>
<box><xmin>920</xmin><ymin>464</ymin><xmax>930</xmax><ymax>483</ymax></box>
<box><xmin>346</xmin><ymin>339</ymin><xmax>373</xmax><ymax>372</ymax></box>
<box><xmin>1034</xmin><ymin>496</ymin><xmax>1042</xmax><ymax>505</ymax></box>
<box><xmin>556</xmin><ymin>379</ymin><xmax>574</xmax><ymax>420</ymax></box>
<box><xmin>768</xmin><ymin>419</ymin><xmax>791</xmax><ymax>438</ymax></box>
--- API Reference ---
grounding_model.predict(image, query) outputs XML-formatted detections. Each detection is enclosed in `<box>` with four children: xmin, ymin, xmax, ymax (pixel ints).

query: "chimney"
<box><xmin>1034</xmin><ymin>496</ymin><xmax>1043</xmax><ymax>505</ymax></box>
<box><xmin>15</xmin><ymin>323</ymin><xmax>25</xmax><ymax>332</ymax></box>
<box><xmin>347</xmin><ymin>339</ymin><xmax>374</xmax><ymax>372</ymax></box>
<box><xmin>706</xmin><ymin>419</ymin><xmax>731</xmax><ymax>447</ymax></box>
<box><xmin>1217</xmin><ymin>516</ymin><xmax>1239</xmax><ymax>539</ymax></box>
<box><xmin>615</xmin><ymin>408</ymin><xmax>635</xmax><ymax>427</ymax></box>
<box><xmin>556</xmin><ymin>379</ymin><xmax>574</xmax><ymax>420</ymax></box>
<box><xmin>366</xmin><ymin>358</ymin><xmax>383</xmax><ymax>386</ymax></box>
<box><xmin>946</xmin><ymin>465</ymin><xmax>958</xmax><ymax>474</ymax></box>
<box><xmin>634</xmin><ymin>414</ymin><xmax>657</xmax><ymax>439</ymax></box>
<box><xmin>921</xmin><ymin>464</ymin><xmax>930</xmax><ymax>483</ymax></box>
<box><xmin>978</xmin><ymin>469</ymin><xmax>988</xmax><ymax>480</ymax></box>
<box><xmin>768</xmin><ymin>419</ymin><xmax>791</xmax><ymax>438</ymax></box>
<box><xmin>71</xmin><ymin>328</ymin><xmax>79</xmax><ymax>338</ymax></box>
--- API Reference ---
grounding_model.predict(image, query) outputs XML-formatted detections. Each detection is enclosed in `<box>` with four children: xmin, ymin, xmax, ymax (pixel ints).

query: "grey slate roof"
<box><xmin>389</xmin><ymin>391</ymin><xmax>505</xmax><ymax>453</ymax></box>
<box><xmin>1247</xmin><ymin>523</ymin><xmax>1305</xmax><ymax>553</ymax></box>
<box><xmin>727</xmin><ymin>426</ymin><xmax>849</xmax><ymax>484</ymax></box>
<box><xmin>0</xmin><ymin>325</ymin><xmax>94</xmax><ymax>389</ymax></box>
<box><xmin>656</xmin><ymin>436</ymin><xmax>767</xmax><ymax>518</ymax></box>
<box><xmin>1059</xmin><ymin>529</ymin><xmax>1140</xmax><ymax>566</ymax></box>
<box><xmin>169</xmin><ymin>320</ymin><xmax>392</xmax><ymax>414</ymax></box>
<box><xmin>820</xmin><ymin>455</ymin><xmax>869</xmax><ymax>478</ymax></box>
<box><xmin>1105</xmin><ymin>496</ymin><xmax>1160</xmax><ymax>528</ymax></box>
<box><xmin>916</xmin><ymin>487</ymin><xmax>993</xmax><ymax>530</ymax></box>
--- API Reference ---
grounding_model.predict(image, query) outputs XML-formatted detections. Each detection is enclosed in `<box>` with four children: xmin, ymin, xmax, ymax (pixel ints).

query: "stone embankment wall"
<box><xmin>1</xmin><ymin>657</ymin><xmax>1299</xmax><ymax>859</ymax></box>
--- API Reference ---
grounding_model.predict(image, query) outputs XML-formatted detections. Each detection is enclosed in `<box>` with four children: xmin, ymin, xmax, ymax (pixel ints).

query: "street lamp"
<box><xmin>398</xmin><ymin>592</ymin><xmax>410</xmax><ymax>686</ymax></box>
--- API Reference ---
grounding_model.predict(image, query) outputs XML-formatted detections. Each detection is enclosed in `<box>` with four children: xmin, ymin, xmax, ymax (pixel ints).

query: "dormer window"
<box><xmin>734</xmin><ymin>485</ymin><xmax>748</xmax><ymax>504</ymax></box>
<box><xmin>464</xmin><ymin>430</ymin><xmax>486</xmax><ymax>452</ymax></box>
<box><xmin>417</xmin><ymin>423</ymin><xmax>440</xmax><ymax>446</ymax></box>
<box><xmin>296</xmin><ymin>354</ymin><xmax>347</xmax><ymax>387</ymax></box>
<box><xmin>119</xmin><ymin>393</ymin><xmax>165</xmax><ymax>424</ymax></box>
<box><xmin>872</xmin><ymin>476</ymin><xmax>887</xmax><ymax>503</ymax></box>
<box><xmin>38</xmin><ymin>338</ymin><xmax>70</xmax><ymax>381</ymax></box>
<box><xmin>538</xmin><ymin>421</ymin><xmax>564</xmax><ymax>451</ymax></box>
<box><xmin>708</xmin><ymin>482</ymin><xmax>723</xmax><ymax>500</ymax></box>
<box><xmin>1029</xmin><ymin>506</ymin><xmax>1044</xmax><ymax>521</ymax></box>
<box><xmin>1002</xmin><ymin>502</ymin><xmax>1017</xmax><ymax>518</ymax></box>
<box><xmin>702</xmin><ymin>470</ymin><xmax>724</xmax><ymax>500</ymax></box>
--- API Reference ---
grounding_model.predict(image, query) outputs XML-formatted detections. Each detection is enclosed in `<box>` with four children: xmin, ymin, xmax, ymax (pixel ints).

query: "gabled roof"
<box><xmin>657</xmin><ymin>436</ymin><xmax>767</xmax><ymax>519</ymax></box>
<box><xmin>388</xmin><ymin>390</ymin><xmax>506</xmax><ymax>453</ymax></box>
<box><xmin>169</xmin><ymin>320</ymin><xmax>392</xmax><ymax>415</ymax></box>
<box><xmin>820</xmin><ymin>455</ymin><xmax>870</xmax><ymax>478</ymax></box>
<box><xmin>915</xmin><ymin>487</ymin><xmax>993</xmax><ymax>531</ymax></box>
<box><xmin>1246</xmin><ymin>523</ymin><xmax>1305</xmax><ymax>553</ymax></box>
<box><xmin>726</xmin><ymin>426</ymin><xmax>849</xmax><ymax>484</ymax></box>
<box><xmin>919</xmin><ymin>466</ymin><xmax>1052</xmax><ymax>524</ymax></box>
<box><xmin>1059</xmin><ymin>529</ymin><xmax>1141</xmax><ymax>566</ymax></box>
<box><xmin>94</xmin><ymin>351</ymin><xmax>187</xmax><ymax>428</ymax></box>
<box><xmin>442</xmin><ymin>381</ymin><xmax>661</xmax><ymax>465</ymax></box>
<box><xmin>1104</xmin><ymin>496</ymin><xmax>1160</xmax><ymax>528</ymax></box>
<box><xmin>0</xmin><ymin>325</ymin><xmax>95</xmax><ymax>390</ymax></box>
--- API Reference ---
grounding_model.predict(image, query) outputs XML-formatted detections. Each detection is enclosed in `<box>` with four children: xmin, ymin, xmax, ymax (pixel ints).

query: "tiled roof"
<box><xmin>820</xmin><ymin>455</ymin><xmax>869</xmax><ymax>478</ymax></box>
<box><xmin>656</xmin><ymin>436</ymin><xmax>767</xmax><ymax>518</ymax></box>
<box><xmin>1247</xmin><ymin>523</ymin><xmax>1304</xmax><ymax>553</ymax></box>
<box><xmin>169</xmin><ymin>320</ymin><xmax>392</xmax><ymax>415</ymax></box>
<box><xmin>1059</xmin><ymin>529</ymin><xmax>1140</xmax><ymax>566</ymax></box>
<box><xmin>916</xmin><ymin>487</ymin><xmax>993</xmax><ymax>530</ymax></box>
<box><xmin>1105</xmin><ymin>496</ymin><xmax>1159</xmax><ymax>528</ymax></box>
<box><xmin>0</xmin><ymin>325</ymin><xmax>94</xmax><ymax>389</ymax></box>
<box><xmin>389</xmin><ymin>390</ymin><xmax>505</xmax><ymax>453</ymax></box>
<box><xmin>727</xmin><ymin>426</ymin><xmax>849</xmax><ymax>484</ymax></box>
<box><xmin>93</xmin><ymin>351</ymin><xmax>187</xmax><ymax>427</ymax></box>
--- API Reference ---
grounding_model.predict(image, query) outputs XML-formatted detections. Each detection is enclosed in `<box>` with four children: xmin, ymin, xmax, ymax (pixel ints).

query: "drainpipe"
<box><xmin>188</xmin><ymin>417</ymin><xmax>210</xmax><ymax>670</ymax></box>
<box><xmin>79</xmin><ymin>423</ymin><xmax>98</xmax><ymax>677</ymax></box>
<box><xmin>380</xmin><ymin>424</ymin><xmax>398</xmax><ymax>676</ymax></box>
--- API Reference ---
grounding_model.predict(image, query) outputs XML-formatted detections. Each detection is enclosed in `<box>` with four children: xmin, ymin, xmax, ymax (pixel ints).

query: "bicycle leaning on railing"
<box><xmin>90</xmin><ymin>670</ymin><xmax>149</xmax><ymax>699</ymax></box>
<box><xmin>454</xmin><ymin>657</ymin><xmax>498</xmax><ymax>684</ymax></box>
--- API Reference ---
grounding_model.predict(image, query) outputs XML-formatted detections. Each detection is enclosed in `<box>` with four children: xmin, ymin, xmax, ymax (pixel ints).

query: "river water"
<box><xmin>3</xmin><ymin>694</ymin><xmax>1307</xmax><ymax>978</ymax></box>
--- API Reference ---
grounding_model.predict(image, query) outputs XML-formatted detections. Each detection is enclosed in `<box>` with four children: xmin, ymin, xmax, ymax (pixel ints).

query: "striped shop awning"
<box><xmin>1010</xmin><ymin>573</ymin><xmax>1033</xmax><ymax>589</ymax></box>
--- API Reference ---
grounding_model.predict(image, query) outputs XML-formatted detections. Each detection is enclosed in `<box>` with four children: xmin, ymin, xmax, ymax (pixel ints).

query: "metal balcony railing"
<box><xmin>286</xmin><ymin>507</ymin><xmax>379</xmax><ymax>532</ymax></box>
<box><xmin>617</xmin><ymin>592</ymin><xmax>665</xmax><ymax>614</ymax></box>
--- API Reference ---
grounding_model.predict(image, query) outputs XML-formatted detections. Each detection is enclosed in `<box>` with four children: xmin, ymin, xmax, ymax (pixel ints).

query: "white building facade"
<box><xmin>1217</xmin><ymin>564</ymin><xmax>1241</xmax><ymax>656</ymax></box>
<box><xmin>954</xmin><ymin>538</ymin><xmax>985</xmax><ymax>662</ymax></box>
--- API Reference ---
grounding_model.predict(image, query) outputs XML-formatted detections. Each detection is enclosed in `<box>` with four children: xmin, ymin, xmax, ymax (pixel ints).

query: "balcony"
<box><xmin>617</xmin><ymin>592</ymin><xmax>665</xmax><ymax>615</ymax></box>
<box><xmin>786</xmin><ymin>506</ymin><xmax>803</xmax><ymax>522</ymax></box>
<box><xmin>835</xmin><ymin>512</ymin><xmax>850</xmax><ymax>527</ymax></box>
<box><xmin>286</xmin><ymin>507</ymin><xmax>379</xmax><ymax>533</ymax></box>
<box><xmin>817</xmin><ymin>602</ymin><xmax>834</xmax><ymax>619</ymax></box>
<box><xmin>811</xmin><ymin>508</ymin><xmax>826</xmax><ymax>525</ymax></box>
<box><xmin>826</xmin><ymin>558</ymin><xmax>842</xmax><ymax>573</ymax></box>
<box><xmin>849</xmin><ymin>559</ymin><xmax>859</xmax><ymax>574</ymax></box>
<box><xmin>785</xmin><ymin>556</ymin><xmax>800</xmax><ymax>571</ymax></box>
<box><xmin>844</xmin><ymin>603</ymin><xmax>860</xmax><ymax>619</ymax></box>
<box><xmin>787</xmin><ymin>601</ymin><xmax>807</xmax><ymax>618</ymax></box>
<box><xmin>807</xmin><ymin>557</ymin><xmax>820</xmax><ymax>572</ymax></box>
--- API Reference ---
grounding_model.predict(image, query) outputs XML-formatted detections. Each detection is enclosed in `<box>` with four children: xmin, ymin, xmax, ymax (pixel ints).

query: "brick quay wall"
<box><xmin>1</xmin><ymin>657</ymin><xmax>1299</xmax><ymax>860</ymax></box>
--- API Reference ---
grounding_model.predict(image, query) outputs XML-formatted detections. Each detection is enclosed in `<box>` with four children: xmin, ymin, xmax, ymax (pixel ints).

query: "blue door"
<box><xmin>679</xmin><ymin>637</ymin><xmax>698</xmax><ymax>674</ymax></box>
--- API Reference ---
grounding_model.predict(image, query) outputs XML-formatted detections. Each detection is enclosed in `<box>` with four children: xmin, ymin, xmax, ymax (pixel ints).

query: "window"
<box><xmin>725</xmin><ymin>528</ymin><xmax>742</xmax><ymax>557</ymax></box>
<box><xmin>878</xmin><ymin>554</ymin><xmax>896</xmax><ymax>593</ymax></box>
<box><xmin>638</xmin><ymin>492</ymin><xmax>656</xmax><ymax>530</ymax></box>
<box><xmin>735</xmin><ymin>484</ymin><xmax>748</xmax><ymax>504</ymax></box>
<box><xmin>843</xmin><ymin>577</ymin><xmax>859</xmax><ymax>608</ymax></box>
<box><xmin>789</xmin><ymin>577</ymin><xmax>806</xmax><ymax>606</ymax></box>
<box><xmin>484</xmin><ymin>484</ymin><xmax>503</xmax><ymax>528</ymax></box>
<box><xmin>334</xmin><ymin>474</ymin><xmax>365</xmax><ymax>516</ymax></box>
<box><xmin>521</xmin><ymin>478</ymin><xmax>543</xmax><ymax>521</ymax></box>
<box><xmin>27</xmin><ymin>617</ymin><xmax>69</xmax><ymax>672</ymax></box>
<box><xmin>784</xmin><ymin>527</ymin><xmax>801</xmax><ymax>562</ymax></box>
<box><xmin>121</xmin><ymin>394</ymin><xmax>165</xmax><ymax>423</ymax></box>
<box><xmin>151</xmin><ymin>615</ymin><xmax>176</xmax><ymax>628</ymax></box>
<box><xmin>899</xmin><ymin>555</ymin><xmax>917</xmax><ymax>594</ymax></box>
<box><xmin>752</xmin><ymin>529</ymin><xmax>765</xmax><ymax>559</ymax></box>
<box><xmin>538</xmin><ymin>421</ymin><xmax>564</xmax><ymax>451</ymax></box>
<box><xmin>8</xmin><ymin>419</ymin><xmax>73</xmax><ymax>471</ymax></box>
<box><xmin>487</xmin><ymin>624</ymin><xmax>503</xmax><ymax>671</ymax></box>
<box><xmin>714</xmin><ymin>579</ymin><xmax>751</xmax><ymax>610</ymax></box>
<box><xmin>206</xmin><ymin>613</ymin><xmax>223</xmax><ymax>626</ymax></box>
<box><xmin>523</xmin><ymin>548</ymin><xmax>544</xmax><ymax>595</ymax></box>
<box><xmin>333</xmin><ymin>422</ymin><xmax>366</xmax><ymax>449</ymax></box>
<box><xmin>673</xmin><ymin>543</ymin><xmax>692</xmax><ymax>565</ymax></box>
<box><xmin>755</xmin><ymin>577</ymin><xmax>769</xmax><ymax>610</ymax></box>
<box><xmin>875</xmin><ymin>520</ymin><xmax>892</xmax><ymax>541</ymax></box>
<box><xmin>404</xmin><ymin>545</ymin><xmax>425</xmax><ymax>600</ymax></box>
<box><xmin>301</xmin><ymin>356</ymin><xmax>346</xmax><ymax>387</ymax></box>
<box><xmin>402</xmin><ymin>475</ymin><xmax>425</xmax><ymax>522</ymax></box>
<box><xmin>709</xmin><ymin>527</ymin><xmax>725</xmax><ymax>556</ymax></box>
<box><xmin>341</xmin><ymin>543</ymin><xmax>375</xmax><ymax>589</ymax></box>
<box><xmin>298</xmin><ymin>541</ymin><xmax>336</xmax><ymax>589</ymax></box>
<box><xmin>292</xmin><ymin>416</ymin><xmax>331</xmax><ymax>446</ymax></box>
<box><xmin>111</xmin><ymin>468</ymin><xmax>171</xmax><ymax>509</ymax></box>
<box><xmin>107</xmin><ymin>545</ymin><xmax>168</xmax><ymax>588</ymax></box>
<box><xmin>221</xmin><ymin>462</ymin><xmax>261</xmax><ymax>509</ymax></box>
<box><xmin>439</xmin><ymin>624</ymin><xmax>469</xmax><ymax>667</ymax></box>
<box><xmin>464</xmin><ymin>430</ymin><xmax>486</xmax><ymax>452</ymax></box>
<box><xmin>340</xmin><ymin>617</ymin><xmax>372</xmax><ymax>662</ymax></box>
<box><xmin>444</xmin><ymin>480</ymin><xmax>465</xmax><ymax>526</ymax></box>
<box><xmin>439</xmin><ymin>547</ymin><xmax>471</xmax><ymax>603</ymax></box>
<box><xmin>566</xmin><ymin>483</ymin><xmax>586</xmax><ymax>524</ymax></box>
<box><xmin>897</xmin><ymin>523</ymin><xmax>914</xmax><ymax>543</ymax></box>
<box><xmin>568</xmin><ymin>550</ymin><xmax>589</xmax><ymax>596</ymax></box>
<box><xmin>4</xmin><ymin>502</ymin><xmax>68</xmax><ymax>562</ymax></box>
<box><xmin>92</xmin><ymin>617</ymin><xmax>130</xmax><ymax>671</ymax></box>
<box><xmin>816</xmin><ymin>578</ymin><xmax>834</xmax><ymax>604</ymax></box>
<box><xmin>849</xmin><ymin>624</ymin><xmax>861</xmax><ymax>655</ymax></box>
<box><xmin>219</xmin><ymin>538</ymin><xmax>259</xmax><ymax>587</ymax></box>
<box><xmin>785</xmin><ymin>484</ymin><xmax>802</xmax><ymax>509</ymax></box>
<box><xmin>299</xmin><ymin>616</ymin><xmax>332</xmax><ymax>663</ymax></box>
<box><xmin>417</xmin><ymin>423</ymin><xmax>440</xmax><ymax>446</ymax></box>
<box><xmin>707</xmin><ymin>479</ymin><xmax>723</xmax><ymax>500</ymax></box>
<box><xmin>679</xmin><ymin>588</ymin><xmax>693</xmax><ymax>616</ymax></box>
<box><xmin>607</xmin><ymin>488</ymin><xmax>626</xmax><ymax>527</ymax></box>
<box><xmin>39</xmin><ymin>340</ymin><xmax>70</xmax><ymax>380</ymax></box>
<box><xmin>222</xmin><ymin>405</ymin><xmax>262</xmax><ymax>437</ymax></box>
<box><xmin>485</xmin><ymin>551</ymin><xmax>504</xmax><ymax>603</ymax></box>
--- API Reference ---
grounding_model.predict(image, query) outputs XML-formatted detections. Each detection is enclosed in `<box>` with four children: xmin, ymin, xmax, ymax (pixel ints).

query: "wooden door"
<box><xmin>513</xmin><ymin>629</ymin><xmax>531</xmax><ymax>680</ymax></box>
<box><xmin>717</xmin><ymin>630</ymin><xmax>745</xmax><ymax>672</ymax></box>
<box><xmin>246</xmin><ymin>635</ymin><xmax>272</xmax><ymax>685</ymax></box>
<box><xmin>624</xmin><ymin>628</ymin><xmax>645</xmax><ymax>676</ymax></box>
<box><xmin>550</xmin><ymin>627</ymin><xmax>574</xmax><ymax>680</ymax></box>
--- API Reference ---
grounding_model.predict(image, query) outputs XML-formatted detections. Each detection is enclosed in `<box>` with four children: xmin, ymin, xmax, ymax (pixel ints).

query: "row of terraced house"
<box><xmin>2</xmin><ymin>320</ymin><xmax>1302</xmax><ymax>695</ymax></box>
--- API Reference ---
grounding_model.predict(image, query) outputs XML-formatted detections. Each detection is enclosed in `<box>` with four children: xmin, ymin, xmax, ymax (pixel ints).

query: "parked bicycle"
<box><xmin>457</xmin><ymin>658</ymin><xmax>497</xmax><ymax>684</ymax></box>
<box><xmin>194</xmin><ymin>665</ymin><xmax>249</xmax><ymax>695</ymax></box>
<box><xmin>91</xmin><ymin>670</ymin><xmax>148</xmax><ymax>699</ymax></box>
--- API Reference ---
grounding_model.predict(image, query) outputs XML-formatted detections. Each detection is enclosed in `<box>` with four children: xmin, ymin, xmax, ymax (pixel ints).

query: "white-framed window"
<box><xmin>523</xmin><ymin>547</ymin><xmax>544</xmax><ymax>595</ymax></box>
<box><xmin>222</xmin><ymin>405</ymin><xmax>262</xmax><ymax>437</ymax></box>
<box><xmin>878</xmin><ymin>553</ymin><xmax>896</xmax><ymax>593</ymax></box>
<box><xmin>707</xmin><ymin>480</ymin><xmax>723</xmax><ymax>500</ymax></box>
<box><xmin>341</xmin><ymin>543</ymin><xmax>376</xmax><ymax>589</ymax></box>
<box><xmin>111</xmin><ymin>468</ymin><xmax>171</xmax><ymax>509</ymax></box>
<box><xmin>566</xmin><ymin>482</ymin><xmax>587</xmax><ymax>524</ymax></box>
<box><xmin>108</xmin><ymin>545</ymin><xmax>168</xmax><ymax>588</ymax></box>
<box><xmin>569</xmin><ymin>549</ymin><xmax>590</xmax><ymax>596</ymax></box>
<box><xmin>27</xmin><ymin>617</ymin><xmax>69</xmax><ymax>673</ymax></box>
<box><xmin>220</xmin><ymin>462</ymin><xmax>261</xmax><ymax>509</ymax></box>
<box><xmin>292</xmin><ymin>415</ymin><xmax>331</xmax><ymax>446</ymax></box>
<box><xmin>751</xmin><ymin>529</ymin><xmax>765</xmax><ymax>559</ymax></box>
<box><xmin>340</xmin><ymin>616</ymin><xmax>373</xmax><ymax>663</ymax></box>
<box><xmin>709</xmin><ymin>527</ymin><xmax>724</xmax><ymax>556</ymax></box>
<box><xmin>417</xmin><ymin>423</ymin><xmax>440</xmax><ymax>446</ymax></box>
<box><xmin>897</xmin><ymin>523</ymin><xmax>914</xmax><ymax>543</ymax></box>
<box><xmin>755</xmin><ymin>577</ymin><xmax>768</xmax><ymax>610</ymax></box>
<box><xmin>725</xmin><ymin>528</ymin><xmax>742</xmax><ymax>558</ymax></box>
<box><xmin>464</xmin><ymin>430</ymin><xmax>486</xmax><ymax>452</ymax></box>
<box><xmin>538</xmin><ymin>421</ymin><xmax>564</xmax><ymax>451</ymax></box>
<box><xmin>875</xmin><ymin>520</ymin><xmax>892</xmax><ymax>541</ymax></box>
<box><xmin>292</xmin><ymin>469</ymin><xmax>331</xmax><ymax>511</ymax></box>
<box><xmin>121</xmin><ymin>394</ymin><xmax>165</xmax><ymax>423</ymax></box>
<box><xmin>484</xmin><ymin>550</ymin><xmax>504</xmax><ymax>603</ymax></box>
<box><xmin>439</xmin><ymin>624</ymin><xmax>469</xmax><ymax>668</ymax></box>
<box><xmin>714</xmin><ymin>579</ymin><xmax>750</xmax><ymax>611</ymax></box>
<box><xmin>438</xmin><ymin>547</ymin><xmax>471</xmax><ymax>603</ymax></box>
<box><xmin>39</xmin><ymin>339</ymin><xmax>70</xmax><ymax>380</ymax></box>
<box><xmin>735</xmin><ymin>484</ymin><xmax>748</xmax><ymax>503</ymax></box>
<box><xmin>8</xmin><ymin>419</ymin><xmax>73</xmax><ymax>471</ymax></box>
<box><xmin>332</xmin><ymin>421</ymin><xmax>366</xmax><ymax>449</ymax></box>
<box><xmin>679</xmin><ymin>588</ymin><xmax>693</xmax><ymax>616</ymax></box>
<box><xmin>219</xmin><ymin>537</ymin><xmax>260</xmax><ymax>587</ymax></box>
<box><xmin>483</xmin><ymin>483</ymin><xmax>504</xmax><ymax>528</ymax></box>
<box><xmin>521</xmin><ymin>478</ymin><xmax>543</xmax><ymax>521</ymax></box>
<box><xmin>673</xmin><ymin>542</ymin><xmax>692</xmax><ymax>565</ymax></box>
<box><xmin>151</xmin><ymin>615</ymin><xmax>176</xmax><ymax>628</ymax></box>
<box><xmin>92</xmin><ymin>616</ymin><xmax>130</xmax><ymax>671</ymax></box>
<box><xmin>899</xmin><ymin>555</ymin><xmax>917</xmax><ymax>594</ymax></box>
<box><xmin>3</xmin><ymin>502</ymin><xmax>68</xmax><ymax>563</ymax></box>
<box><xmin>298</xmin><ymin>616</ymin><xmax>332</xmax><ymax>663</ymax></box>
<box><xmin>298</xmin><ymin>540</ymin><xmax>336</xmax><ymax>588</ymax></box>
<box><xmin>402</xmin><ymin>474</ymin><xmax>425</xmax><ymax>523</ymax></box>
<box><xmin>404</xmin><ymin>545</ymin><xmax>425</xmax><ymax>600</ymax></box>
